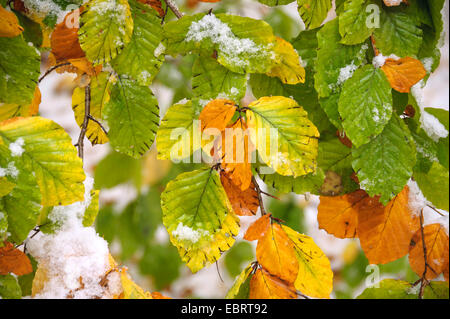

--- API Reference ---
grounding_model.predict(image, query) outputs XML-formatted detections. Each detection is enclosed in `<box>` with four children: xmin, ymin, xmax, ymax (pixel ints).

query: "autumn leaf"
<box><xmin>0</xmin><ymin>242</ymin><xmax>32</xmax><ymax>276</ymax></box>
<box><xmin>244</xmin><ymin>213</ymin><xmax>271</xmax><ymax>241</ymax></box>
<box><xmin>255</xmin><ymin>222</ymin><xmax>299</xmax><ymax>283</ymax></box>
<box><xmin>216</xmin><ymin>119</ymin><xmax>255</xmax><ymax>191</ymax></box>
<box><xmin>357</xmin><ymin>186</ymin><xmax>420</xmax><ymax>264</ymax></box>
<box><xmin>381</xmin><ymin>57</ymin><xmax>427</xmax><ymax>93</ymax></box>
<box><xmin>138</xmin><ymin>0</ymin><xmax>165</xmax><ymax>17</ymax></box>
<box><xmin>0</xmin><ymin>6</ymin><xmax>24</xmax><ymax>37</ymax></box>
<box><xmin>249</xmin><ymin>268</ymin><xmax>297</xmax><ymax>299</ymax></box>
<box><xmin>267</xmin><ymin>37</ymin><xmax>305</xmax><ymax>85</ymax></box>
<box><xmin>409</xmin><ymin>223</ymin><xmax>449</xmax><ymax>280</ymax></box>
<box><xmin>318</xmin><ymin>190</ymin><xmax>368</xmax><ymax>238</ymax></box>
<box><xmin>199</xmin><ymin>99</ymin><xmax>236</xmax><ymax>132</ymax></box>
<box><xmin>51</xmin><ymin>9</ymin><xmax>86</xmax><ymax>62</ymax></box>
<box><xmin>151</xmin><ymin>291</ymin><xmax>171</xmax><ymax>299</ymax></box>
<box><xmin>220</xmin><ymin>171</ymin><xmax>259</xmax><ymax>216</ymax></box>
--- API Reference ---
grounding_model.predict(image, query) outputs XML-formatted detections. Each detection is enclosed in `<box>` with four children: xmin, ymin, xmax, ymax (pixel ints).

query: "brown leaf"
<box><xmin>199</xmin><ymin>99</ymin><xmax>236</xmax><ymax>132</ymax></box>
<box><xmin>381</xmin><ymin>57</ymin><xmax>427</xmax><ymax>93</ymax></box>
<box><xmin>318</xmin><ymin>189</ymin><xmax>368</xmax><ymax>238</ymax></box>
<box><xmin>409</xmin><ymin>223</ymin><xmax>449</xmax><ymax>280</ymax></box>
<box><xmin>357</xmin><ymin>186</ymin><xmax>420</xmax><ymax>264</ymax></box>
<box><xmin>256</xmin><ymin>223</ymin><xmax>299</xmax><ymax>283</ymax></box>
<box><xmin>0</xmin><ymin>6</ymin><xmax>24</xmax><ymax>37</ymax></box>
<box><xmin>0</xmin><ymin>242</ymin><xmax>33</xmax><ymax>276</ymax></box>
<box><xmin>51</xmin><ymin>9</ymin><xmax>85</xmax><ymax>62</ymax></box>
<box><xmin>138</xmin><ymin>0</ymin><xmax>165</xmax><ymax>17</ymax></box>
<box><xmin>249</xmin><ymin>268</ymin><xmax>297</xmax><ymax>299</ymax></box>
<box><xmin>244</xmin><ymin>214</ymin><xmax>271</xmax><ymax>241</ymax></box>
<box><xmin>336</xmin><ymin>130</ymin><xmax>352</xmax><ymax>148</ymax></box>
<box><xmin>220</xmin><ymin>171</ymin><xmax>259</xmax><ymax>216</ymax></box>
<box><xmin>320</xmin><ymin>171</ymin><xmax>343</xmax><ymax>196</ymax></box>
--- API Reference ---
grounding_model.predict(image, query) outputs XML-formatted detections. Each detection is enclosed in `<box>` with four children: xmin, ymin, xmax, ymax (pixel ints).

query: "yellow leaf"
<box><xmin>120</xmin><ymin>271</ymin><xmax>153</xmax><ymax>299</ymax></box>
<box><xmin>283</xmin><ymin>225</ymin><xmax>333</xmax><ymax>298</ymax></box>
<box><xmin>0</xmin><ymin>6</ymin><xmax>24</xmax><ymax>37</ymax></box>
<box><xmin>266</xmin><ymin>37</ymin><xmax>305</xmax><ymax>85</ymax></box>
<box><xmin>381</xmin><ymin>57</ymin><xmax>426</xmax><ymax>93</ymax></box>
<box><xmin>246</xmin><ymin>96</ymin><xmax>319</xmax><ymax>177</ymax></box>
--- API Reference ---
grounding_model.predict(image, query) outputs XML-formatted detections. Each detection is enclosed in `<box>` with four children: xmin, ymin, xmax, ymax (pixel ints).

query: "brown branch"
<box><xmin>252</xmin><ymin>176</ymin><xmax>267</xmax><ymax>215</ymax></box>
<box><xmin>77</xmin><ymin>85</ymin><xmax>91</xmax><ymax>159</ymax></box>
<box><xmin>163</xmin><ymin>0</ymin><xmax>183</xmax><ymax>19</ymax></box>
<box><xmin>38</xmin><ymin>62</ymin><xmax>72</xmax><ymax>83</ymax></box>
<box><xmin>87</xmin><ymin>115</ymin><xmax>108</xmax><ymax>134</ymax></box>
<box><xmin>418</xmin><ymin>209</ymin><xmax>429</xmax><ymax>299</ymax></box>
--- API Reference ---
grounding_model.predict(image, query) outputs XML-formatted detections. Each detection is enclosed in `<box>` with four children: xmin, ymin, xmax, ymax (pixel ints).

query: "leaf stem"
<box><xmin>252</xmin><ymin>176</ymin><xmax>267</xmax><ymax>215</ymax></box>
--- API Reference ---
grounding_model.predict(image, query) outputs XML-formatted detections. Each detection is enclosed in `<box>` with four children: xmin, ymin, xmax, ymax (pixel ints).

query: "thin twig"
<box><xmin>260</xmin><ymin>190</ymin><xmax>280</xmax><ymax>200</ymax></box>
<box><xmin>252</xmin><ymin>176</ymin><xmax>267</xmax><ymax>215</ymax></box>
<box><xmin>215</xmin><ymin>261</ymin><xmax>224</xmax><ymax>283</ymax></box>
<box><xmin>426</xmin><ymin>204</ymin><xmax>445</xmax><ymax>217</ymax></box>
<box><xmin>77</xmin><ymin>85</ymin><xmax>91</xmax><ymax>159</ymax></box>
<box><xmin>418</xmin><ymin>209</ymin><xmax>429</xmax><ymax>299</ymax></box>
<box><xmin>163</xmin><ymin>0</ymin><xmax>183</xmax><ymax>19</ymax></box>
<box><xmin>87</xmin><ymin>115</ymin><xmax>108</xmax><ymax>134</ymax></box>
<box><xmin>38</xmin><ymin>62</ymin><xmax>72</xmax><ymax>83</ymax></box>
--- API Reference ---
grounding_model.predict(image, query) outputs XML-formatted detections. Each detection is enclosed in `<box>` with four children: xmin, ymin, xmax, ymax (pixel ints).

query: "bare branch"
<box><xmin>77</xmin><ymin>84</ymin><xmax>91</xmax><ymax>159</ymax></box>
<box><xmin>38</xmin><ymin>62</ymin><xmax>72</xmax><ymax>83</ymax></box>
<box><xmin>163</xmin><ymin>0</ymin><xmax>183</xmax><ymax>19</ymax></box>
<box><xmin>252</xmin><ymin>176</ymin><xmax>267</xmax><ymax>216</ymax></box>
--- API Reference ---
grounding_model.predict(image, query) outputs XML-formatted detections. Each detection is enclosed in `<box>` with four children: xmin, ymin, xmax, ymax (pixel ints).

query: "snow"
<box><xmin>22</xmin><ymin>0</ymin><xmax>84</xmax><ymax>24</ymax></box>
<box><xmin>8</xmin><ymin>138</ymin><xmax>25</xmax><ymax>157</ymax></box>
<box><xmin>185</xmin><ymin>14</ymin><xmax>267</xmax><ymax>68</ymax></box>
<box><xmin>0</xmin><ymin>162</ymin><xmax>19</xmax><ymax>179</ymax></box>
<box><xmin>26</xmin><ymin>176</ymin><xmax>120</xmax><ymax>299</ymax></box>
<box><xmin>421</xmin><ymin>58</ymin><xmax>434</xmax><ymax>73</ymax></box>
<box><xmin>407</xmin><ymin>179</ymin><xmax>430</xmax><ymax>216</ymax></box>
<box><xmin>411</xmin><ymin>81</ymin><xmax>449</xmax><ymax>141</ymax></box>
<box><xmin>372</xmin><ymin>53</ymin><xmax>400</xmax><ymax>68</ymax></box>
<box><xmin>154</xmin><ymin>43</ymin><xmax>166</xmax><ymax>58</ymax></box>
<box><xmin>337</xmin><ymin>62</ymin><xmax>358</xmax><ymax>85</ymax></box>
<box><xmin>172</xmin><ymin>222</ymin><xmax>209</xmax><ymax>243</ymax></box>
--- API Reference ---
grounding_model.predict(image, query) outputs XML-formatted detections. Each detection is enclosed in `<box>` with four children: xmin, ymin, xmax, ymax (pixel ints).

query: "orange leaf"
<box><xmin>381</xmin><ymin>57</ymin><xmax>427</xmax><ymax>93</ymax></box>
<box><xmin>138</xmin><ymin>0</ymin><xmax>165</xmax><ymax>17</ymax></box>
<box><xmin>318</xmin><ymin>190</ymin><xmax>368</xmax><ymax>238</ymax></box>
<box><xmin>199</xmin><ymin>99</ymin><xmax>236</xmax><ymax>132</ymax></box>
<box><xmin>51</xmin><ymin>9</ymin><xmax>85</xmax><ymax>62</ymax></box>
<box><xmin>244</xmin><ymin>214</ymin><xmax>271</xmax><ymax>241</ymax></box>
<box><xmin>29</xmin><ymin>86</ymin><xmax>41</xmax><ymax>116</ymax></box>
<box><xmin>68</xmin><ymin>58</ymin><xmax>102</xmax><ymax>76</ymax></box>
<box><xmin>0</xmin><ymin>242</ymin><xmax>32</xmax><ymax>276</ymax></box>
<box><xmin>0</xmin><ymin>6</ymin><xmax>24</xmax><ymax>37</ymax></box>
<box><xmin>409</xmin><ymin>223</ymin><xmax>449</xmax><ymax>280</ymax></box>
<box><xmin>249</xmin><ymin>268</ymin><xmax>297</xmax><ymax>299</ymax></box>
<box><xmin>151</xmin><ymin>291</ymin><xmax>171</xmax><ymax>299</ymax></box>
<box><xmin>220</xmin><ymin>171</ymin><xmax>259</xmax><ymax>216</ymax></box>
<box><xmin>256</xmin><ymin>223</ymin><xmax>299</xmax><ymax>283</ymax></box>
<box><xmin>217</xmin><ymin>120</ymin><xmax>254</xmax><ymax>191</ymax></box>
<box><xmin>357</xmin><ymin>186</ymin><xmax>420</xmax><ymax>264</ymax></box>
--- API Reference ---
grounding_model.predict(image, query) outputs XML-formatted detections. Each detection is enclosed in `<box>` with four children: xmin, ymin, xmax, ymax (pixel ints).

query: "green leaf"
<box><xmin>111</xmin><ymin>0</ymin><xmax>164</xmax><ymax>85</ymax></box>
<box><xmin>139</xmin><ymin>243</ymin><xmax>181</xmax><ymax>290</ymax></box>
<box><xmin>224</xmin><ymin>241</ymin><xmax>254</xmax><ymax>278</ymax></box>
<box><xmin>161</xmin><ymin>168</ymin><xmax>239</xmax><ymax>273</ymax></box>
<box><xmin>338</xmin><ymin>64</ymin><xmax>393</xmax><ymax>147</ymax></box>
<box><xmin>318</xmin><ymin>138</ymin><xmax>358</xmax><ymax>194</ymax></box>
<box><xmin>156</xmin><ymin>99</ymin><xmax>201</xmax><ymax>161</ymax></box>
<box><xmin>82</xmin><ymin>189</ymin><xmax>99</xmax><ymax>227</ymax></box>
<box><xmin>373</xmin><ymin>7</ymin><xmax>423</xmax><ymax>57</ymax></box>
<box><xmin>17</xmin><ymin>255</ymin><xmax>37</xmax><ymax>297</ymax></box>
<box><xmin>104</xmin><ymin>78</ymin><xmax>159</xmax><ymax>158</ymax></box>
<box><xmin>0</xmin><ymin>36</ymin><xmax>40</xmax><ymax>105</ymax></box>
<box><xmin>414</xmin><ymin>161</ymin><xmax>449</xmax><ymax>211</ymax></box>
<box><xmin>264</xmin><ymin>7</ymin><xmax>301</xmax><ymax>41</ymax></box>
<box><xmin>94</xmin><ymin>150</ymin><xmax>142</xmax><ymax>189</ymax></box>
<box><xmin>352</xmin><ymin>115</ymin><xmax>416</xmax><ymax>204</ymax></box>
<box><xmin>257</xmin><ymin>0</ymin><xmax>294</xmax><ymax>6</ymax></box>
<box><xmin>259</xmin><ymin>167</ymin><xmax>325</xmax><ymax>195</ymax></box>
<box><xmin>14</xmin><ymin>10</ymin><xmax>43</xmax><ymax>48</ymax></box>
<box><xmin>79</xmin><ymin>0</ymin><xmax>134</xmax><ymax>65</ymax></box>
<box><xmin>291</xmin><ymin>29</ymin><xmax>319</xmax><ymax>69</ymax></box>
<box><xmin>191</xmin><ymin>56</ymin><xmax>247</xmax><ymax>102</ymax></box>
<box><xmin>0</xmin><ymin>117</ymin><xmax>85</xmax><ymax>207</ymax></box>
<box><xmin>0</xmin><ymin>274</ymin><xmax>22</xmax><ymax>299</ymax></box>
<box><xmin>225</xmin><ymin>263</ymin><xmax>253</xmax><ymax>299</ymax></box>
<box><xmin>339</xmin><ymin>0</ymin><xmax>376</xmax><ymax>45</ymax></box>
<box><xmin>164</xmin><ymin>13</ymin><xmax>275</xmax><ymax>74</ymax></box>
<box><xmin>357</xmin><ymin>279</ymin><xmax>449</xmax><ymax>299</ymax></box>
<box><xmin>72</xmin><ymin>72</ymin><xmax>112</xmax><ymax>145</ymax></box>
<box><xmin>297</xmin><ymin>0</ymin><xmax>332</xmax><ymax>30</ymax></box>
